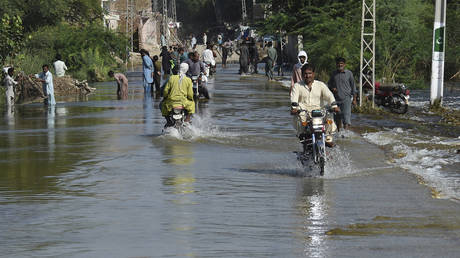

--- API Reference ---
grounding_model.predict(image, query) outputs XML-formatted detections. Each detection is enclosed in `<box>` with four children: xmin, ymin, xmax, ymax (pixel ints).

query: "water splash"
<box><xmin>363</xmin><ymin>128</ymin><xmax>460</xmax><ymax>199</ymax></box>
<box><xmin>161</xmin><ymin>111</ymin><xmax>240</xmax><ymax>141</ymax></box>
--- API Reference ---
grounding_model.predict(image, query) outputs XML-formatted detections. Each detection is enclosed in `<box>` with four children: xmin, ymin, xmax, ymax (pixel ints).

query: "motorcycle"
<box><xmin>165</xmin><ymin>106</ymin><xmax>187</xmax><ymax>130</ymax></box>
<box><xmin>191</xmin><ymin>73</ymin><xmax>210</xmax><ymax>101</ymax></box>
<box><xmin>363</xmin><ymin>82</ymin><xmax>410</xmax><ymax>114</ymax></box>
<box><xmin>293</xmin><ymin>103</ymin><xmax>336</xmax><ymax>176</ymax></box>
<box><xmin>204</xmin><ymin>62</ymin><xmax>216</xmax><ymax>77</ymax></box>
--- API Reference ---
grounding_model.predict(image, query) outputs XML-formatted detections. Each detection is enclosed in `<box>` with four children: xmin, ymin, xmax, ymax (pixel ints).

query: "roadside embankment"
<box><xmin>12</xmin><ymin>75</ymin><xmax>95</xmax><ymax>104</ymax></box>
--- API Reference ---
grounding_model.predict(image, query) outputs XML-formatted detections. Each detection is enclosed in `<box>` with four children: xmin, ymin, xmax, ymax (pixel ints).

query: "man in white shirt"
<box><xmin>36</xmin><ymin>64</ymin><xmax>56</xmax><ymax>105</ymax></box>
<box><xmin>53</xmin><ymin>54</ymin><xmax>68</xmax><ymax>77</ymax></box>
<box><xmin>202</xmin><ymin>33</ymin><xmax>207</xmax><ymax>45</ymax></box>
<box><xmin>291</xmin><ymin>64</ymin><xmax>339</xmax><ymax>145</ymax></box>
<box><xmin>202</xmin><ymin>44</ymin><xmax>216</xmax><ymax>77</ymax></box>
<box><xmin>191</xmin><ymin>35</ymin><xmax>197</xmax><ymax>49</ymax></box>
<box><xmin>3</xmin><ymin>67</ymin><xmax>18</xmax><ymax>106</ymax></box>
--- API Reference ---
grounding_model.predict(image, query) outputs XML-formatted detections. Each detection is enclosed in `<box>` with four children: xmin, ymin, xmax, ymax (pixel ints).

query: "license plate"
<box><xmin>173</xmin><ymin>114</ymin><xmax>183</xmax><ymax>120</ymax></box>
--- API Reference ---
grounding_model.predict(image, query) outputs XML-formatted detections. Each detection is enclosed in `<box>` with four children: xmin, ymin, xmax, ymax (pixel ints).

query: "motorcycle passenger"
<box><xmin>161</xmin><ymin>63</ymin><xmax>195</xmax><ymax>125</ymax></box>
<box><xmin>327</xmin><ymin>57</ymin><xmax>357</xmax><ymax>130</ymax></box>
<box><xmin>183</xmin><ymin>51</ymin><xmax>210</xmax><ymax>99</ymax></box>
<box><xmin>291</xmin><ymin>64</ymin><xmax>340</xmax><ymax>147</ymax></box>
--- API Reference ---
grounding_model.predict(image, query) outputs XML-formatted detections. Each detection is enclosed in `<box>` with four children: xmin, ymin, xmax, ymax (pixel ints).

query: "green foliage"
<box><xmin>0</xmin><ymin>13</ymin><xmax>24</xmax><ymax>64</ymax></box>
<box><xmin>257</xmin><ymin>0</ymin><xmax>460</xmax><ymax>88</ymax></box>
<box><xmin>446</xmin><ymin>0</ymin><xmax>460</xmax><ymax>80</ymax></box>
<box><xmin>0</xmin><ymin>0</ymin><xmax>127</xmax><ymax>82</ymax></box>
<box><xmin>1</xmin><ymin>0</ymin><xmax>103</xmax><ymax>31</ymax></box>
<box><xmin>23</xmin><ymin>23</ymin><xmax>127</xmax><ymax>81</ymax></box>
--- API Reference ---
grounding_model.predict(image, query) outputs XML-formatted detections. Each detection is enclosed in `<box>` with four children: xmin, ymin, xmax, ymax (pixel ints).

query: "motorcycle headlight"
<box><xmin>312</xmin><ymin>118</ymin><xmax>323</xmax><ymax>126</ymax></box>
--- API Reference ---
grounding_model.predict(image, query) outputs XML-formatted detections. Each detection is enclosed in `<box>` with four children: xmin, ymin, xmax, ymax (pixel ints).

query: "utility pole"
<box><xmin>125</xmin><ymin>0</ymin><xmax>135</xmax><ymax>69</ymax></box>
<box><xmin>171</xmin><ymin>0</ymin><xmax>176</xmax><ymax>23</ymax></box>
<box><xmin>242</xmin><ymin>0</ymin><xmax>247</xmax><ymax>25</ymax></box>
<box><xmin>430</xmin><ymin>0</ymin><xmax>446</xmax><ymax>106</ymax></box>
<box><xmin>152</xmin><ymin>0</ymin><xmax>158</xmax><ymax>13</ymax></box>
<box><xmin>359</xmin><ymin>0</ymin><xmax>376</xmax><ymax>107</ymax></box>
<box><xmin>162</xmin><ymin>0</ymin><xmax>168</xmax><ymax>45</ymax></box>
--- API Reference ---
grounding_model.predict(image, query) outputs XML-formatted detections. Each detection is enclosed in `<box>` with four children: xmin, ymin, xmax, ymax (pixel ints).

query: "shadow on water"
<box><xmin>237</xmin><ymin>167</ymin><xmax>310</xmax><ymax>177</ymax></box>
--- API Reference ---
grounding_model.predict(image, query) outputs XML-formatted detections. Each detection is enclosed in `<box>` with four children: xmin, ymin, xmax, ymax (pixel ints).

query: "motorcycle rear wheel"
<box><xmin>390</xmin><ymin>95</ymin><xmax>408</xmax><ymax>114</ymax></box>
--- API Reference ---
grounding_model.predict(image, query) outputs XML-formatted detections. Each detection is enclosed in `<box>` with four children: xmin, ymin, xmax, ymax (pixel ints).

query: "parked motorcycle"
<box><xmin>293</xmin><ymin>103</ymin><xmax>336</xmax><ymax>176</ymax></box>
<box><xmin>363</xmin><ymin>82</ymin><xmax>410</xmax><ymax>114</ymax></box>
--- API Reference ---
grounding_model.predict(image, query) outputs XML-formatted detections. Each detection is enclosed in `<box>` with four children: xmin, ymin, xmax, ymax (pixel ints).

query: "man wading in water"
<box><xmin>328</xmin><ymin>57</ymin><xmax>357</xmax><ymax>131</ymax></box>
<box><xmin>108</xmin><ymin>71</ymin><xmax>128</xmax><ymax>100</ymax></box>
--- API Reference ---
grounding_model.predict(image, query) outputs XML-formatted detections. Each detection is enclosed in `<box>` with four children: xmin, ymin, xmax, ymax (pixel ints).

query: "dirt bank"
<box><xmin>14</xmin><ymin>74</ymin><xmax>95</xmax><ymax>104</ymax></box>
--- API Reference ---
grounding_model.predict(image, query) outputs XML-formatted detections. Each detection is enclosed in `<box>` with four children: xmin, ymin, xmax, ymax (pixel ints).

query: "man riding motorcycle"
<box><xmin>291</xmin><ymin>64</ymin><xmax>340</xmax><ymax>147</ymax></box>
<box><xmin>183</xmin><ymin>51</ymin><xmax>210</xmax><ymax>99</ymax></box>
<box><xmin>202</xmin><ymin>44</ymin><xmax>216</xmax><ymax>77</ymax></box>
<box><xmin>161</xmin><ymin>63</ymin><xmax>195</xmax><ymax>125</ymax></box>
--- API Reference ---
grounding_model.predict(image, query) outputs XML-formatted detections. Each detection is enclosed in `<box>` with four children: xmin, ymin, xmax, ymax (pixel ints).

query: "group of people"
<box><xmin>107</xmin><ymin>42</ymin><xmax>218</xmax><ymax>125</ymax></box>
<box><xmin>3</xmin><ymin>54</ymin><xmax>69</xmax><ymax>108</ymax></box>
<box><xmin>290</xmin><ymin>51</ymin><xmax>357</xmax><ymax>147</ymax></box>
<box><xmin>236</xmin><ymin>39</ymin><xmax>279</xmax><ymax>82</ymax></box>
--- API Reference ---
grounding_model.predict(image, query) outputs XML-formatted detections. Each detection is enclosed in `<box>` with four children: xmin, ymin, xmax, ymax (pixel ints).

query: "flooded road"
<box><xmin>1</xmin><ymin>66</ymin><xmax>460</xmax><ymax>257</ymax></box>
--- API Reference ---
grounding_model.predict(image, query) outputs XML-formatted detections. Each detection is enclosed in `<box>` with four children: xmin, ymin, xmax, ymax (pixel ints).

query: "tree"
<box><xmin>0</xmin><ymin>13</ymin><xmax>24</xmax><ymax>64</ymax></box>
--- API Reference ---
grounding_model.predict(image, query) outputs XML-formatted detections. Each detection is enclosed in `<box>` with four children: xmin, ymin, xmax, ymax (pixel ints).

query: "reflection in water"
<box><xmin>143</xmin><ymin>93</ymin><xmax>153</xmax><ymax>135</ymax></box>
<box><xmin>47</xmin><ymin>106</ymin><xmax>56</xmax><ymax>160</ymax></box>
<box><xmin>161</xmin><ymin>141</ymin><xmax>195</xmax><ymax>166</ymax></box>
<box><xmin>6</xmin><ymin>105</ymin><xmax>15</xmax><ymax>147</ymax></box>
<box><xmin>296</xmin><ymin>179</ymin><xmax>328</xmax><ymax>257</ymax></box>
<box><xmin>6</xmin><ymin>104</ymin><xmax>14</xmax><ymax>127</ymax></box>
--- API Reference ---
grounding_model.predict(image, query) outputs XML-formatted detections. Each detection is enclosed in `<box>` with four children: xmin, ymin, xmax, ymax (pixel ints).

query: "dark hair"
<box><xmin>153</xmin><ymin>55</ymin><xmax>159</xmax><ymax>61</ymax></box>
<box><xmin>207</xmin><ymin>44</ymin><xmax>212</xmax><ymax>49</ymax></box>
<box><xmin>301</xmin><ymin>64</ymin><xmax>315</xmax><ymax>74</ymax></box>
<box><xmin>267</xmin><ymin>41</ymin><xmax>272</xmax><ymax>47</ymax></box>
<box><xmin>55</xmin><ymin>54</ymin><xmax>62</xmax><ymax>60</ymax></box>
<box><xmin>188</xmin><ymin>52</ymin><xmax>194</xmax><ymax>59</ymax></box>
<box><xmin>336</xmin><ymin>57</ymin><xmax>346</xmax><ymax>63</ymax></box>
<box><xmin>172</xmin><ymin>65</ymin><xmax>179</xmax><ymax>75</ymax></box>
<box><xmin>178</xmin><ymin>47</ymin><xmax>184</xmax><ymax>53</ymax></box>
<box><xmin>7</xmin><ymin>67</ymin><xmax>14</xmax><ymax>74</ymax></box>
<box><xmin>108</xmin><ymin>70</ymin><xmax>114</xmax><ymax>77</ymax></box>
<box><xmin>42</xmin><ymin>64</ymin><xmax>49</xmax><ymax>69</ymax></box>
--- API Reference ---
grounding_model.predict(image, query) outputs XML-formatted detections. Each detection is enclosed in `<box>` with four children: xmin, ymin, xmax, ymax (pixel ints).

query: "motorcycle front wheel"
<box><xmin>319</xmin><ymin>157</ymin><xmax>325</xmax><ymax>176</ymax></box>
<box><xmin>390</xmin><ymin>95</ymin><xmax>408</xmax><ymax>114</ymax></box>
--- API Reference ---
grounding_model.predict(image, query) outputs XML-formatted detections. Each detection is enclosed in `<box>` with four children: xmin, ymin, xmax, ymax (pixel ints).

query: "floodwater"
<box><xmin>1</xmin><ymin>66</ymin><xmax>459</xmax><ymax>257</ymax></box>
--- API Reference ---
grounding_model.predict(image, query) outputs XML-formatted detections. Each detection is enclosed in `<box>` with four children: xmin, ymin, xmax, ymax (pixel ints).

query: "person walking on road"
<box><xmin>265</xmin><ymin>41</ymin><xmax>277</xmax><ymax>80</ymax></box>
<box><xmin>327</xmin><ymin>57</ymin><xmax>357</xmax><ymax>130</ymax></box>
<box><xmin>238</xmin><ymin>41</ymin><xmax>249</xmax><ymax>74</ymax></box>
<box><xmin>290</xmin><ymin>51</ymin><xmax>308</xmax><ymax>92</ymax></box>
<box><xmin>153</xmin><ymin>55</ymin><xmax>162</xmax><ymax>95</ymax></box>
<box><xmin>108</xmin><ymin>71</ymin><xmax>128</xmax><ymax>100</ymax></box>
<box><xmin>140</xmin><ymin>49</ymin><xmax>154</xmax><ymax>95</ymax></box>
<box><xmin>202</xmin><ymin>33</ymin><xmax>207</xmax><ymax>46</ymax></box>
<box><xmin>160</xmin><ymin>46</ymin><xmax>172</xmax><ymax>79</ymax></box>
